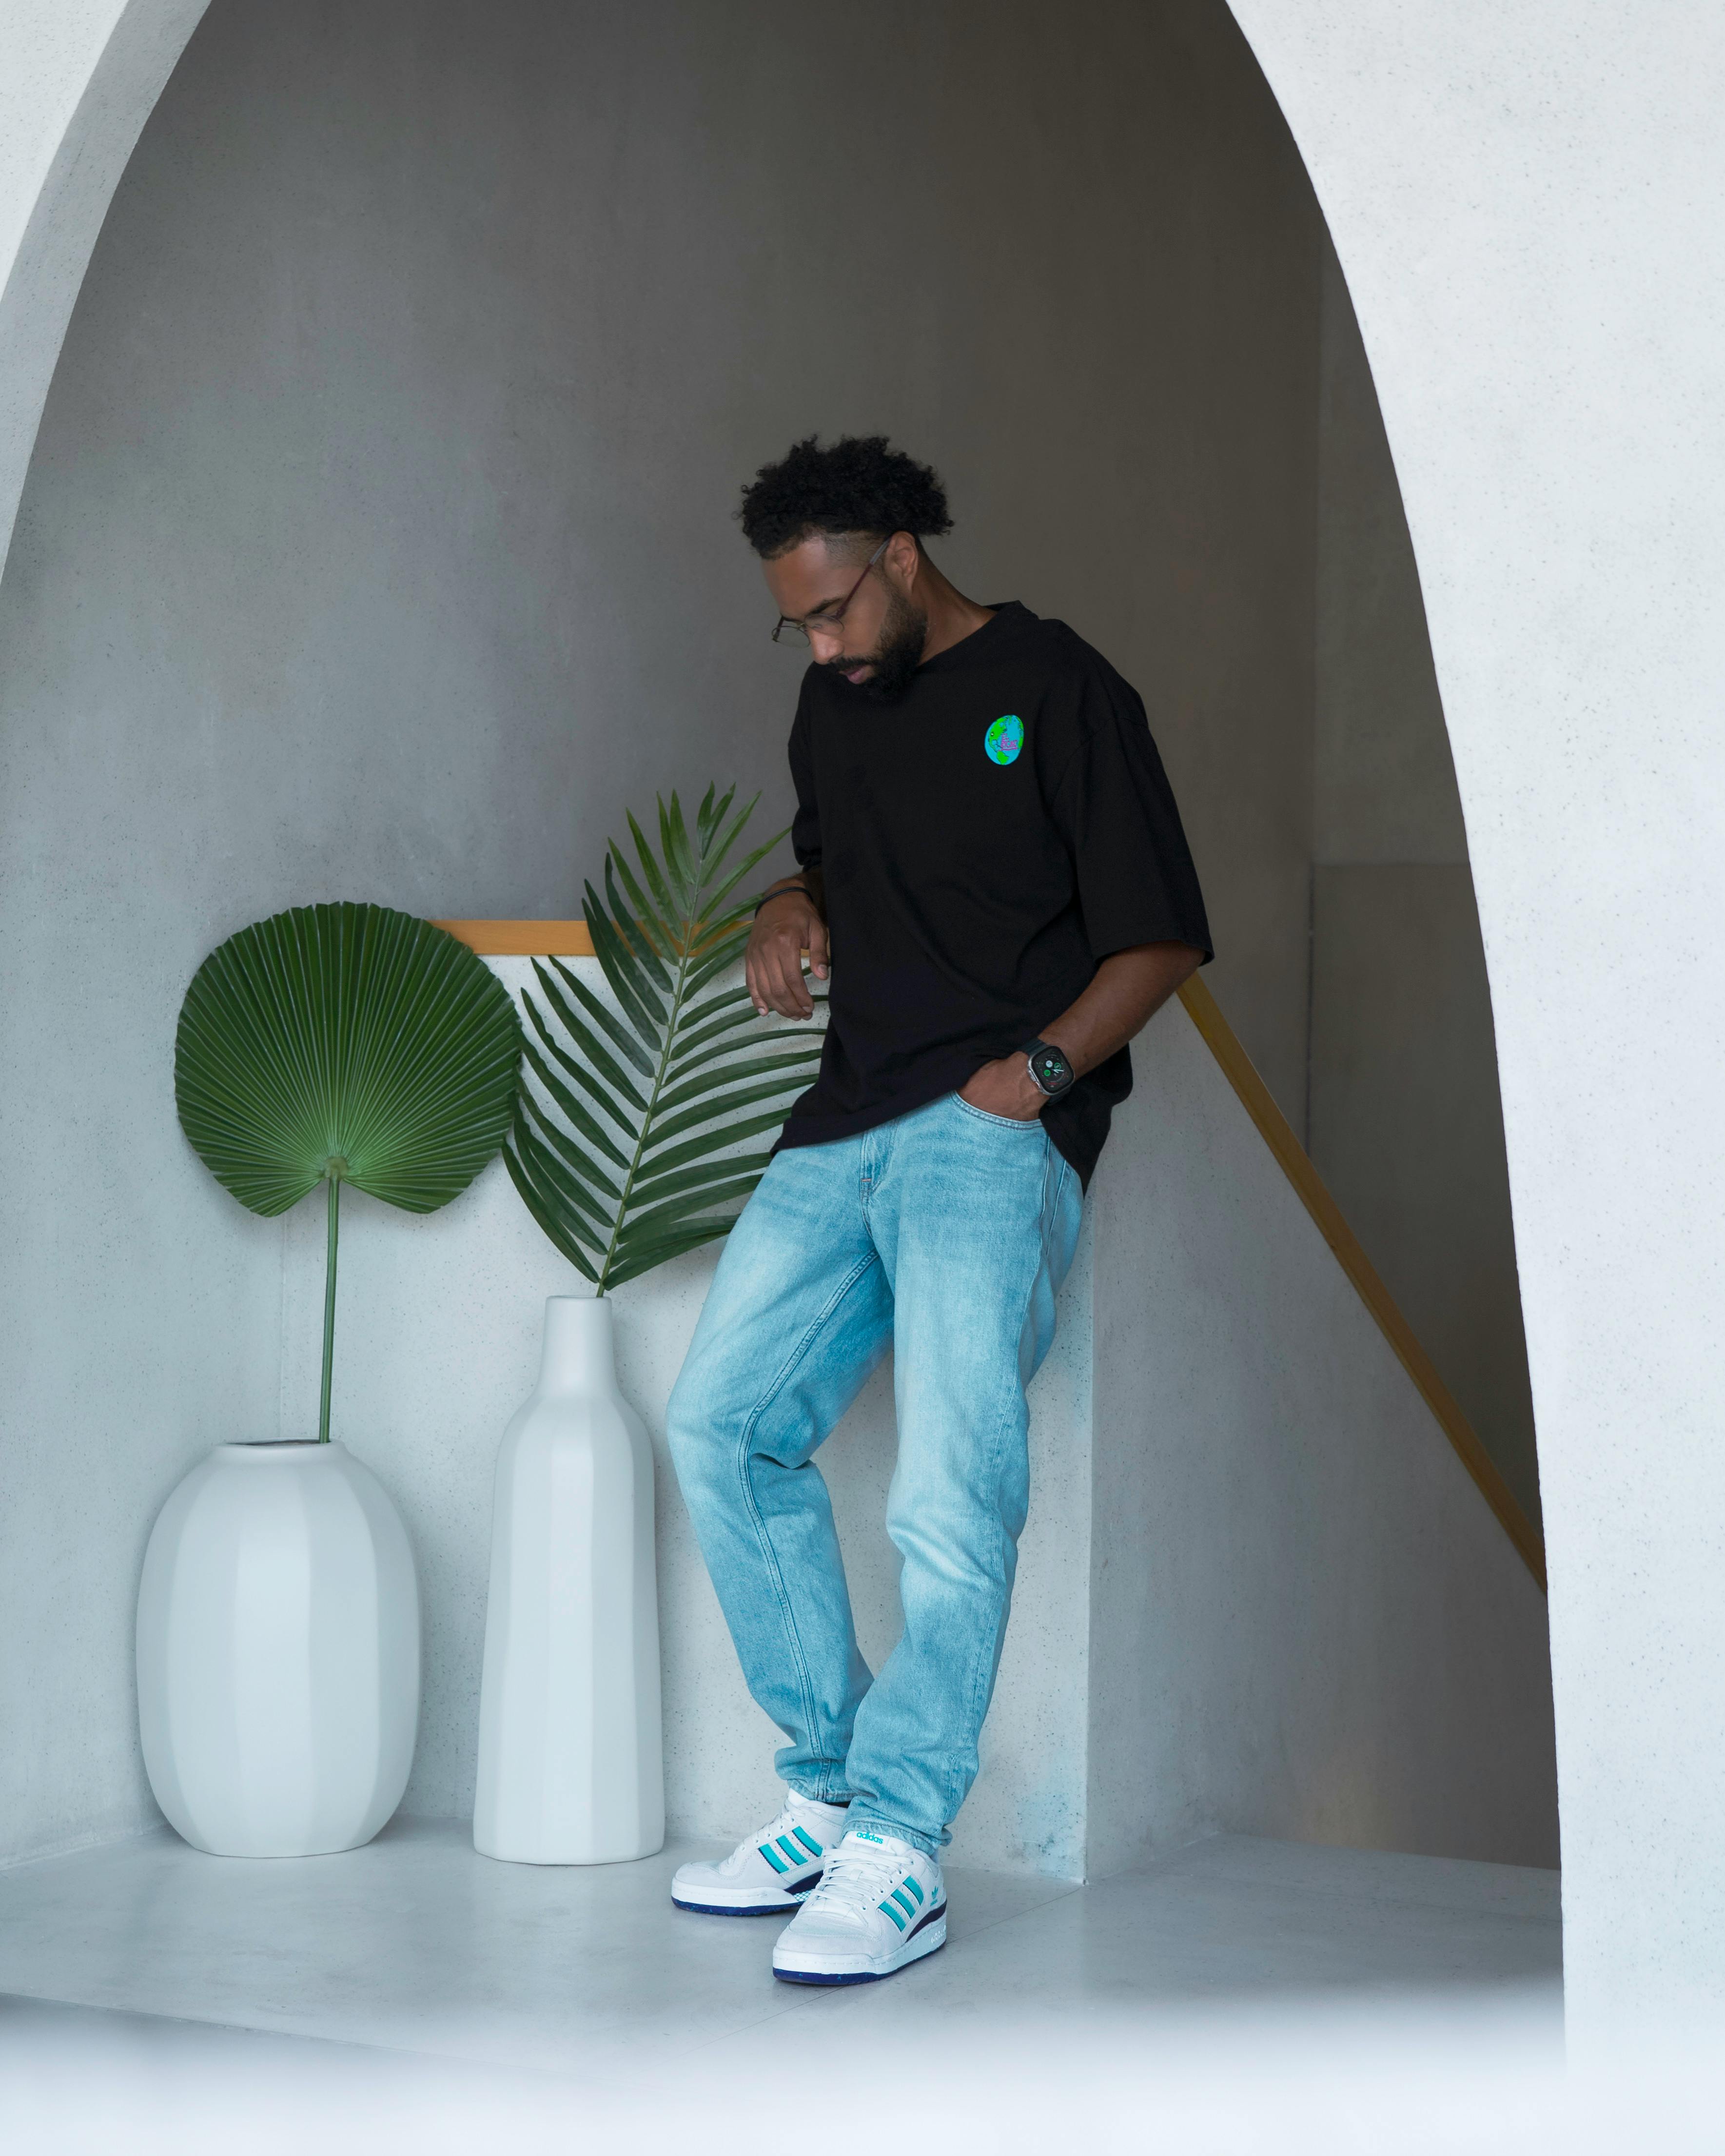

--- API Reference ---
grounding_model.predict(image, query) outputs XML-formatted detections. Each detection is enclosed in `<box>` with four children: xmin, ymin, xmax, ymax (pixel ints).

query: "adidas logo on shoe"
<box><xmin>772</xmin><ymin>1828</ymin><xmax>947</xmax><ymax>1985</ymax></box>
<box><xmin>670</xmin><ymin>1793</ymin><xmax>849</xmax><ymax>1916</ymax></box>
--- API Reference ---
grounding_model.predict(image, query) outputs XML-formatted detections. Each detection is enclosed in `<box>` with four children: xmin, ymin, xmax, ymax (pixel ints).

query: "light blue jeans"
<box><xmin>666</xmin><ymin>1091</ymin><xmax>1084</xmax><ymax>1855</ymax></box>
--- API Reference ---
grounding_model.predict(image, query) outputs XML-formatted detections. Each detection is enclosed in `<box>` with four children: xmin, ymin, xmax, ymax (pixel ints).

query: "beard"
<box><xmin>818</xmin><ymin>586</ymin><xmax>928</xmax><ymax>702</ymax></box>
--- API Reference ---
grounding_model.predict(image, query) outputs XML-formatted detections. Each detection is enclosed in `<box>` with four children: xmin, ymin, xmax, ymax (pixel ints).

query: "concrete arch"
<box><xmin>0</xmin><ymin>0</ymin><xmax>209</xmax><ymax>580</ymax></box>
<box><xmin>2</xmin><ymin>0</ymin><xmax>1720</xmax><ymax>2029</ymax></box>
<box><xmin>1229</xmin><ymin>3</ymin><xmax>1725</xmax><ymax>2033</ymax></box>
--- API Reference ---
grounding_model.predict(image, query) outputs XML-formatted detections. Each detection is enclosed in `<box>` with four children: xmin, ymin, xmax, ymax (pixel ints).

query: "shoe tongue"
<box><xmin>847</xmin><ymin>1827</ymin><xmax>912</xmax><ymax>1857</ymax></box>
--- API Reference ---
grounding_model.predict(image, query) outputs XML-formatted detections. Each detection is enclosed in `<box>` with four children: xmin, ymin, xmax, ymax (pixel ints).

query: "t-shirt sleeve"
<box><xmin>788</xmin><ymin>688</ymin><xmax>821</xmax><ymax>872</ymax></box>
<box><xmin>1049</xmin><ymin>665</ymin><xmax>1213</xmax><ymax>963</ymax></box>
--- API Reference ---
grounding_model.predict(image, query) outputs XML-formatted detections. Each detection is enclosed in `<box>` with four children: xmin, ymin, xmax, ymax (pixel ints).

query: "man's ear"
<box><xmin>883</xmin><ymin>529</ymin><xmax>921</xmax><ymax>591</ymax></box>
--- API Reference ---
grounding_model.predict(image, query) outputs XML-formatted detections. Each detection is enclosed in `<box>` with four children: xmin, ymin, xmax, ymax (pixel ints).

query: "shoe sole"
<box><xmin>672</xmin><ymin>1874</ymin><xmax>822</xmax><ymax>1917</ymax></box>
<box><xmin>773</xmin><ymin>1909</ymin><xmax>947</xmax><ymax>1985</ymax></box>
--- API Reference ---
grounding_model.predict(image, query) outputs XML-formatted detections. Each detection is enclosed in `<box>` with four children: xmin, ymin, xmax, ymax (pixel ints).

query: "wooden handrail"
<box><xmin>435</xmin><ymin>920</ymin><xmax>593</xmax><ymax>955</ymax></box>
<box><xmin>435</xmin><ymin>920</ymin><xmax>1547</xmax><ymax>1590</ymax></box>
<box><xmin>1176</xmin><ymin>973</ymin><xmax>1545</xmax><ymax>1589</ymax></box>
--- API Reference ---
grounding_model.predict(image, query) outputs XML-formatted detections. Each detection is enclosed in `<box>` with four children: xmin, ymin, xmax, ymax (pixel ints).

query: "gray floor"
<box><xmin>0</xmin><ymin>1815</ymin><xmax>1561</xmax><ymax>2080</ymax></box>
<box><xmin>14</xmin><ymin>1827</ymin><xmax>1725</xmax><ymax>2156</ymax></box>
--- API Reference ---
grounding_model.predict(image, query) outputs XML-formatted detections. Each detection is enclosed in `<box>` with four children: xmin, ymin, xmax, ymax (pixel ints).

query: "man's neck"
<box><xmin>916</xmin><ymin>562</ymin><xmax>995</xmax><ymax>666</ymax></box>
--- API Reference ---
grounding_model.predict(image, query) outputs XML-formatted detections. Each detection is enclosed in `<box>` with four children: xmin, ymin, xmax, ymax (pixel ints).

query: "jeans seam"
<box><xmin>732</xmin><ymin>1249</ymin><xmax>882</xmax><ymax>1785</ymax></box>
<box><xmin>946</xmin><ymin>1186</ymin><xmax>1047</xmax><ymax>1832</ymax></box>
<box><xmin>1041</xmin><ymin>1144</ymin><xmax>1070</xmax><ymax>1276</ymax></box>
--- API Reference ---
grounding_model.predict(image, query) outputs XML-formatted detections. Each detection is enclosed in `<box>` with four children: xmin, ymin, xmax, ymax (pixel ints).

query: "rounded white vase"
<box><xmin>136</xmin><ymin>1441</ymin><xmax>420</xmax><ymax>1858</ymax></box>
<box><xmin>473</xmin><ymin>1295</ymin><xmax>665</xmax><ymax>1864</ymax></box>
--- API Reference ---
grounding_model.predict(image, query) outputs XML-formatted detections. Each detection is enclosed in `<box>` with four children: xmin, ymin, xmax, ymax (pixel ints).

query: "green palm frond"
<box><xmin>506</xmin><ymin>785</ymin><xmax>825</xmax><ymax>1293</ymax></box>
<box><xmin>176</xmin><ymin>902</ymin><xmax>524</xmax><ymax>1437</ymax></box>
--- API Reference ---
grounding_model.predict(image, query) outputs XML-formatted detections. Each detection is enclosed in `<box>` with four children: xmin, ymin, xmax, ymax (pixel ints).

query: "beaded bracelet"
<box><xmin>752</xmin><ymin>883</ymin><xmax>808</xmax><ymax>920</ymax></box>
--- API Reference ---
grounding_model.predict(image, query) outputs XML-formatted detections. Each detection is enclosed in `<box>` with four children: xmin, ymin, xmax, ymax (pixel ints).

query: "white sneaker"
<box><xmin>670</xmin><ymin>1793</ymin><xmax>850</xmax><ymax>1916</ymax></box>
<box><xmin>772</xmin><ymin>1827</ymin><xmax>947</xmax><ymax>1985</ymax></box>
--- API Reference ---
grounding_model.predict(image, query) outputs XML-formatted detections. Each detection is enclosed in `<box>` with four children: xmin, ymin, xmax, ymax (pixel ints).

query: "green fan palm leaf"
<box><xmin>506</xmin><ymin>785</ymin><xmax>826</xmax><ymax>1294</ymax></box>
<box><xmin>176</xmin><ymin>902</ymin><xmax>523</xmax><ymax>1439</ymax></box>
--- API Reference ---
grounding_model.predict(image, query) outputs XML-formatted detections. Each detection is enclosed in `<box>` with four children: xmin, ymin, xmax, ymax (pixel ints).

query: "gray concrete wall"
<box><xmin>1087</xmin><ymin>999</ymin><xmax>1558</xmax><ymax>1879</ymax></box>
<box><xmin>1313</xmin><ymin>239</ymin><xmax>1470</xmax><ymax>872</ymax></box>
<box><xmin>1308</xmin><ymin>239</ymin><xmax>1540</xmax><ymax>1529</ymax></box>
<box><xmin>1310</xmin><ymin>866</ymin><xmax>1539</xmax><ymax>1528</ymax></box>
<box><xmin>0</xmin><ymin>0</ymin><xmax>1321</xmax><ymax>1865</ymax></box>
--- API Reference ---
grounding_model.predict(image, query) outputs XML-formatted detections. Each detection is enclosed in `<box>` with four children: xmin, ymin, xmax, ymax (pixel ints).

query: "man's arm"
<box><xmin>746</xmin><ymin>874</ymin><xmax>829</xmax><ymax>1019</ymax></box>
<box><xmin>959</xmin><ymin>941</ymin><xmax>1204</xmax><ymax>1120</ymax></box>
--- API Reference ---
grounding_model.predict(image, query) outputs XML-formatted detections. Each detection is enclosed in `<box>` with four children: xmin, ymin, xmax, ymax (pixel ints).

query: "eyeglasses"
<box><xmin>771</xmin><ymin>536</ymin><xmax>891</xmax><ymax>645</ymax></box>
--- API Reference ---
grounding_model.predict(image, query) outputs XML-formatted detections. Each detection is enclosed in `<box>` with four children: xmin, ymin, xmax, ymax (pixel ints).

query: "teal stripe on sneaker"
<box><xmin>878</xmin><ymin>1899</ymin><xmax>907</xmax><ymax>1930</ymax></box>
<box><xmin>759</xmin><ymin>1842</ymin><xmax>789</xmax><ymax>1873</ymax></box>
<box><xmin>776</xmin><ymin>1837</ymin><xmax>804</xmax><ymax>1865</ymax></box>
<box><xmin>792</xmin><ymin>1827</ymin><xmax>823</xmax><ymax>1857</ymax></box>
<box><xmin>890</xmin><ymin>1887</ymin><xmax>916</xmax><ymax>1916</ymax></box>
<box><xmin>903</xmin><ymin>1877</ymin><xmax>924</xmax><ymax>1905</ymax></box>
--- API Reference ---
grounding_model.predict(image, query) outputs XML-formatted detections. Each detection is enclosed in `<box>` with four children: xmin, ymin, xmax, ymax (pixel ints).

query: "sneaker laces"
<box><xmin>804</xmin><ymin>1838</ymin><xmax>906</xmax><ymax>1920</ymax></box>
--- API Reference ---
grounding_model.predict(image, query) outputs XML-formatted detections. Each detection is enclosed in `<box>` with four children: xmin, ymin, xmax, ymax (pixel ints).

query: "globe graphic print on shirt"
<box><xmin>984</xmin><ymin>714</ymin><xmax>1024</xmax><ymax>765</ymax></box>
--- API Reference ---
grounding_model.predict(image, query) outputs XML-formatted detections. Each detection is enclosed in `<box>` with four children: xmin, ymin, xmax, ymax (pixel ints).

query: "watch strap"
<box><xmin>1021</xmin><ymin>1038</ymin><xmax>1075</xmax><ymax>1097</ymax></box>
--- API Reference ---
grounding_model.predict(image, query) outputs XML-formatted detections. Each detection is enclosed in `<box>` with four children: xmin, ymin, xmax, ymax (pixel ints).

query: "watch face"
<box><xmin>1030</xmin><ymin>1045</ymin><xmax>1072</xmax><ymax>1092</ymax></box>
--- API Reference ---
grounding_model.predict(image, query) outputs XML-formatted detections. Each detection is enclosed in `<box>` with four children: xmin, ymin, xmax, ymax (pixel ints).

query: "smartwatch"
<box><xmin>1022</xmin><ymin>1039</ymin><xmax>1075</xmax><ymax>1099</ymax></box>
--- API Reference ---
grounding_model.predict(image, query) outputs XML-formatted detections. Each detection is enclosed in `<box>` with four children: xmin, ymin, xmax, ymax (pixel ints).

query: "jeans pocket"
<box><xmin>951</xmin><ymin>1092</ymin><xmax>1045</xmax><ymax>1132</ymax></box>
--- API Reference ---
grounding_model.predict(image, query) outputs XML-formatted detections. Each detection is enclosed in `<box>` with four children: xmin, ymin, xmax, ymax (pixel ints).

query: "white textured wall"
<box><xmin>0</xmin><ymin>12</ymin><xmax>231</xmax><ymax>1861</ymax></box>
<box><xmin>1224</xmin><ymin>0</ymin><xmax>1725</xmax><ymax>2026</ymax></box>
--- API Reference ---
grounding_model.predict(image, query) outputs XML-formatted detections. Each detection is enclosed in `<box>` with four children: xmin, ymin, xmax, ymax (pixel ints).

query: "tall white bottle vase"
<box><xmin>473</xmin><ymin>1295</ymin><xmax>665</xmax><ymax>1864</ymax></box>
<box><xmin>136</xmin><ymin>1441</ymin><xmax>420</xmax><ymax>1858</ymax></box>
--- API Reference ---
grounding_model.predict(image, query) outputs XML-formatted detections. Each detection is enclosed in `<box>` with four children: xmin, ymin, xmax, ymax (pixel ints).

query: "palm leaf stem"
<box><xmin>318</xmin><ymin>1174</ymin><xmax>340</xmax><ymax>1444</ymax></box>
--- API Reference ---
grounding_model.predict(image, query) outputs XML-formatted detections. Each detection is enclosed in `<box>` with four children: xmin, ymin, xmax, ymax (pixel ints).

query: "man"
<box><xmin>666</xmin><ymin>435</ymin><xmax>1211</xmax><ymax>1985</ymax></box>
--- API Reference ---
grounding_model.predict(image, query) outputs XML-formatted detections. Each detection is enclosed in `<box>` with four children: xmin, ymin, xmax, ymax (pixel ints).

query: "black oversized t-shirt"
<box><xmin>772</xmin><ymin>601</ymin><xmax>1212</xmax><ymax>1188</ymax></box>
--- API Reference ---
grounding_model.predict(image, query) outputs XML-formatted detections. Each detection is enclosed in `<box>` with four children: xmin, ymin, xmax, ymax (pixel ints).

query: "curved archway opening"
<box><xmin>0</xmin><ymin>0</ymin><xmax>1555</xmax><ymax>1905</ymax></box>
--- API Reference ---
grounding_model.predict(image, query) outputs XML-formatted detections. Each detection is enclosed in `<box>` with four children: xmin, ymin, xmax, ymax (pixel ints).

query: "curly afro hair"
<box><xmin>738</xmin><ymin>434</ymin><xmax>953</xmax><ymax>559</ymax></box>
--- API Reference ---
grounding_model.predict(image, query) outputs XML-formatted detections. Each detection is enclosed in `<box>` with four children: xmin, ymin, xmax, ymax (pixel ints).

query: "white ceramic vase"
<box><xmin>473</xmin><ymin>1295</ymin><xmax>665</xmax><ymax>1864</ymax></box>
<box><xmin>136</xmin><ymin>1441</ymin><xmax>420</xmax><ymax>1858</ymax></box>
